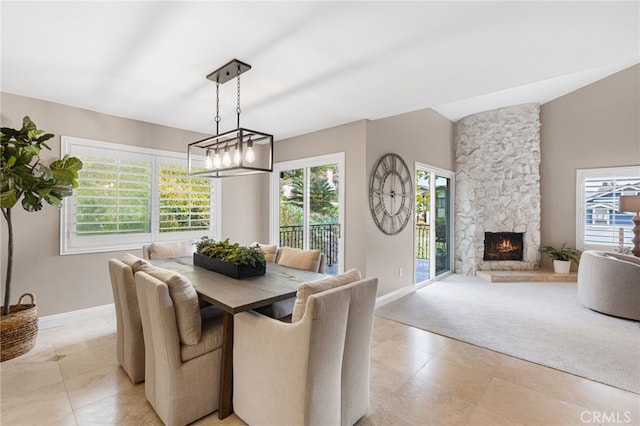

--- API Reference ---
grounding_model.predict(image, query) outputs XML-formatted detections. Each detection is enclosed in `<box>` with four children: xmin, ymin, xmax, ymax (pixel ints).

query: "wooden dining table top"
<box><xmin>149</xmin><ymin>256</ymin><xmax>327</xmax><ymax>314</ymax></box>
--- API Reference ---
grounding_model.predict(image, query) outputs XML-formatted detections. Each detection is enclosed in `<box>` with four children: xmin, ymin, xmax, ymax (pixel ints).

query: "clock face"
<box><xmin>369</xmin><ymin>153</ymin><xmax>413</xmax><ymax>235</ymax></box>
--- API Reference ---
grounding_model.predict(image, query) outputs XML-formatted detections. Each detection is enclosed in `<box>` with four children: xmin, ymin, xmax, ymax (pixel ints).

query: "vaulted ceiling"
<box><xmin>2</xmin><ymin>1</ymin><xmax>638</xmax><ymax>140</ymax></box>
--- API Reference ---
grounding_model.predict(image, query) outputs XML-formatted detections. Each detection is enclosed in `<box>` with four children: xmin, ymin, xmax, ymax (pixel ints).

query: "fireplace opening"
<box><xmin>483</xmin><ymin>232</ymin><xmax>524</xmax><ymax>261</ymax></box>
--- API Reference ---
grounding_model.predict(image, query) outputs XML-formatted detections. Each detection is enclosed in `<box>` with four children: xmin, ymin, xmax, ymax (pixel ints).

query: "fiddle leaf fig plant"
<box><xmin>1</xmin><ymin>116</ymin><xmax>83</xmax><ymax>315</ymax></box>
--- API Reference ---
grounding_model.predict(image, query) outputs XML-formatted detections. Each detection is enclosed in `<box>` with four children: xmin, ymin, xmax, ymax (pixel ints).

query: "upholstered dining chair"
<box><xmin>108</xmin><ymin>254</ymin><xmax>152</xmax><ymax>383</ymax></box>
<box><xmin>135</xmin><ymin>267</ymin><xmax>224</xmax><ymax>426</ymax></box>
<box><xmin>251</xmin><ymin>242</ymin><xmax>278</xmax><ymax>263</ymax></box>
<box><xmin>233</xmin><ymin>270</ymin><xmax>378</xmax><ymax>426</ymax></box>
<box><xmin>276</xmin><ymin>246</ymin><xmax>326</xmax><ymax>273</ymax></box>
<box><xmin>142</xmin><ymin>240</ymin><xmax>195</xmax><ymax>260</ymax></box>
<box><xmin>256</xmin><ymin>246</ymin><xmax>327</xmax><ymax>320</ymax></box>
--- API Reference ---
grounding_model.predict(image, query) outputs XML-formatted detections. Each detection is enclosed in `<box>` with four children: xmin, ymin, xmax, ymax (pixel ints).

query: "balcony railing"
<box><xmin>279</xmin><ymin>223</ymin><xmax>430</xmax><ymax>265</ymax></box>
<box><xmin>416</xmin><ymin>223</ymin><xmax>429</xmax><ymax>259</ymax></box>
<box><xmin>279</xmin><ymin>224</ymin><xmax>340</xmax><ymax>266</ymax></box>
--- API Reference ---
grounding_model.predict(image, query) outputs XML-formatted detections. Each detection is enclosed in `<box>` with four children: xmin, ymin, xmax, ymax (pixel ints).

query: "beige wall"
<box><xmin>274</xmin><ymin>109</ymin><xmax>454</xmax><ymax>298</ymax></box>
<box><xmin>366</xmin><ymin>108</ymin><xmax>455</xmax><ymax>296</ymax></box>
<box><xmin>540</xmin><ymin>64</ymin><xmax>640</xmax><ymax>268</ymax></box>
<box><xmin>0</xmin><ymin>92</ymin><xmax>264</xmax><ymax>315</ymax></box>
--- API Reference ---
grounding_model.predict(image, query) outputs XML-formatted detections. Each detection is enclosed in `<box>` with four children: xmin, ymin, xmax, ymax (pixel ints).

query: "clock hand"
<box><xmin>372</xmin><ymin>189</ymin><xmax>397</xmax><ymax>197</ymax></box>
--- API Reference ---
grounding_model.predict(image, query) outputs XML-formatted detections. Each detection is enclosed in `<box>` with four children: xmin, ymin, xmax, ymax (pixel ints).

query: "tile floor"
<box><xmin>1</xmin><ymin>314</ymin><xmax>638</xmax><ymax>426</ymax></box>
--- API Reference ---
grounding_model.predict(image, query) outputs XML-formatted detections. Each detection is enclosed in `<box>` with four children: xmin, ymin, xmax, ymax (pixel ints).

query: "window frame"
<box><xmin>576</xmin><ymin>165</ymin><xmax>640</xmax><ymax>251</ymax></box>
<box><xmin>60</xmin><ymin>136</ymin><xmax>221</xmax><ymax>255</ymax></box>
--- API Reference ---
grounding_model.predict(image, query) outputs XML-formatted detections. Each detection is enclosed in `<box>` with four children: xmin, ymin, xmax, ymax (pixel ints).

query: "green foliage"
<box><xmin>279</xmin><ymin>203</ymin><xmax>303</xmax><ymax>227</ymax></box>
<box><xmin>195</xmin><ymin>237</ymin><xmax>266</xmax><ymax>266</ymax></box>
<box><xmin>1</xmin><ymin>117</ymin><xmax>83</xmax><ymax>211</ymax></box>
<box><xmin>281</xmin><ymin>166</ymin><xmax>338</xmax><ymax>222</ymax></box>
<box><xmin>1</xmin><ymin>116</ymin><xmax>83</xmax><ymax>315</ymax></box>
<box><xmin>542</xmin><ymin>243</ymin><xmax>582</xmax><ymax>263</ymax></box>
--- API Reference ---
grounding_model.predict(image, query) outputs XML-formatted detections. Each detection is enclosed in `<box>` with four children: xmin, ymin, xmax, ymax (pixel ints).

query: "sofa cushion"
<box><xmin>122</xmin><ymin>253</ymin><xmax>151</xmax><ymax>273</ymax></box>
<box><xmin>277</xmin><ymin>247</ymin><xmax>322</xmax><ymax>272</ymax></box>
<box><xmin>144</xmin><ymin>266</ymin><xmax>202</xmax><ymax>345</ymax></box>
<box><xmin>252</xmin><ymin>243</ymin><xmax>278</xmax><ymax>263</ymax></box>
<box><xmin>291</xmin><ymin>269</ymin><xmax>362</xmax><ymax>322</ymax></box>
<box><xmin>149</xmin><ymin>241</ymin><xmax>194</xmax><ymax>259</ymax></box>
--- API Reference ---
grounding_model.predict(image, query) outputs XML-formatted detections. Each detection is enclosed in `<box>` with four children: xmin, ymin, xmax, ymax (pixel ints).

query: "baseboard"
<box><xmin>39</xmin><ymin>304</ymin><xmax>115</xmax><ymax>330</ymax></box>
<box><xmin>375</xmin><ymin>285</ymin><xmax>415</xmax><ymax>309</ymax></box>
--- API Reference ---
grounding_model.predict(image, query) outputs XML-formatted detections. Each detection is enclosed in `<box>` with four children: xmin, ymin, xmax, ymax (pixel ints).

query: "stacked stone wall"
<box><xmin>454</xmin><ymin>103</ymin><xmax>541</xmax><ymax>275</ymax></box>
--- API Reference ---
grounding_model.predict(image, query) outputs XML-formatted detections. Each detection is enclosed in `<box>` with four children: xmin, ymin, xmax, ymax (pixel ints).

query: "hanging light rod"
<box><xmin>188</xmin><ymin>59</ymin><xmax>273</xmax><ymax>178</ymax></box>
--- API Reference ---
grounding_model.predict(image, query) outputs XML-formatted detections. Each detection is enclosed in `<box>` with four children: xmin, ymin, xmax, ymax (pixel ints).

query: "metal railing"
<box><xmin>416</xmin><ymin>223</ymin><xmax>429</xmax><ymax>259</ymax></box>
<box><xmin>279</xmin><ymin>223</ymin><xmax>341</xmax><ymax>266</ymax></box>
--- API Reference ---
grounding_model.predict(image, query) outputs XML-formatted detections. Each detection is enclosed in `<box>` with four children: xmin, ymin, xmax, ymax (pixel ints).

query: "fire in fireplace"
<box><xmin>483</xmin><ymin>232</ymin><xmax>524</xmax><ymax>261</ymax></box>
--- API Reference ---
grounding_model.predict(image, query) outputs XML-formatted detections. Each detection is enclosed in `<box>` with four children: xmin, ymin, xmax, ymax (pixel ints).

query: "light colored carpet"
<box><xmin>376</xmin><ymin>274</ymin><xmax>640</xmax><ymax>394</ymax></box>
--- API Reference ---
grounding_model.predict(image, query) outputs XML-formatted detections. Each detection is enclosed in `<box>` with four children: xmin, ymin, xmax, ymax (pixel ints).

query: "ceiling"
<box><xmin>2</xmin><ymin>1</ymin><xmax>638</xmax><ymax>140</ymax></box>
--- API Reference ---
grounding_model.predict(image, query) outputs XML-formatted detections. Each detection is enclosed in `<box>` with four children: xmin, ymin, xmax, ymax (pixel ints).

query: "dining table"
<box><xmin>149</xmin><ymin>256</ymin><xmax>327</xmax><ymax>419</ymax></box>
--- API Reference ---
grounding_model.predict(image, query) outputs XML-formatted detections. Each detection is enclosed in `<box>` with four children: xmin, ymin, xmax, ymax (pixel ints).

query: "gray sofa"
<box><xmin>577</xmin><ymin>250</ymin><xmax>640</xmax><ymax>321</ymax></box>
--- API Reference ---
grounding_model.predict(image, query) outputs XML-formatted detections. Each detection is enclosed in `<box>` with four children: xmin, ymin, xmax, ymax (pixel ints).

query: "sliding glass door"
<box><xmin>415</xmin><ymin>163</ymin><xmax>454</xmax><ymax>283</ymax></box>
<box><xmin>271</xmin><ymin>153</ymin><xmax>345</xmax><ymax>275</ymax></box>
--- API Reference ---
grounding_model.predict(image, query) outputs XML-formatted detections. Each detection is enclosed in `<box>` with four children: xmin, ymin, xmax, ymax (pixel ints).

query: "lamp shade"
<box><xmin>619</xmin><ymin>195</ymin><xmax>640</xmax><ymax>213</ymax></box>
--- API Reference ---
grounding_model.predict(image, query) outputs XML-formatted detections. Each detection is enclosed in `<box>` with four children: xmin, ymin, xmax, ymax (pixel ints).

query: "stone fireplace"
<box><xmin>454</xmin><ymin>103</ymin><xmax>541</xmax><ymax>275</ymax></box>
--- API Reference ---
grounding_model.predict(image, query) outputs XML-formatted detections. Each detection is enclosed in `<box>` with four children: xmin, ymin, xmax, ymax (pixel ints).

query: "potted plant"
<box><xmin>194</xmin><ymin>237</ymin><xmax>266</xmax><ymax>279</ymax></box>
<box><xmin>1</xmin><ymin>116</ymin><xmax>82</xmax><ymax>360</ymax></box>
<box><xmin>542</xmin><ymin>243</ymin><xmax>582</xmax><ymax>273</ymax></box>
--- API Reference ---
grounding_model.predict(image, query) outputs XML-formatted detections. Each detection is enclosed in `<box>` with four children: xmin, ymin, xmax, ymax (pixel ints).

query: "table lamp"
<box><xmin>619</xmin><ymin>195</ymin><xmax>640</xmax><ymax>257</ymax></box>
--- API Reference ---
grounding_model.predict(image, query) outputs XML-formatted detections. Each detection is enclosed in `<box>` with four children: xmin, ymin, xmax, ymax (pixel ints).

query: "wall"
<box><xmin>0</xmin><ymin>92</ymin><xmax>265</xmax><ymax>316</ymax></box>
<box><xmin>540</xmin><ymin>64</ymin><xmax>640</xmax><ymax>269</ymax></box>
<box><xmin>366</xmin><ymin>108</ymin><xmax>455</xmax><ymax>296</ymax></box>
<box><xmin>273</xmin><ymin>120</ymin><xmax>368</xmax><ymax>274</ymax></box>
<box><xmin>455</xmin><ymin>103</ymin><xmax>541</xmax><ymax>275</ymax></box>
<box><xmin>274</xmin><ymin>108</ymin><xmax>454</xmax><ymax>298</ymax></box>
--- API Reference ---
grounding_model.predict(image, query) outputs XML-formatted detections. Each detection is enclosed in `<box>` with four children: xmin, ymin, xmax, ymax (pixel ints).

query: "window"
<box><xmin>270</xmin><ymin>153</ymin><xmax>345</xmax><ymax>275</ymax></box>
<box><xmin>61</xmin><ymin>137</ymin><xmax>220</xmax><ymax>254</ymax></box>
<box><xmin>576</xmin><ymin>166</ymin><xmax>640</xmax><ymax>251</ymax></box>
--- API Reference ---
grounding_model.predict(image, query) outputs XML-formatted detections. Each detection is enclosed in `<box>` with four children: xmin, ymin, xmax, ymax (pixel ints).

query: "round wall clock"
<box><xmin>369</xmin><ymin>153</ymin><xmax>414</xmax><ymax>235</ymax></box>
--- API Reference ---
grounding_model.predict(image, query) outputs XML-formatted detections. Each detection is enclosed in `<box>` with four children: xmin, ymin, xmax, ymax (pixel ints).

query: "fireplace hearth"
<box><xmin>484</xmin><ymin>232</ymin><xmax>524</xmax><ymax>261</ymax></box>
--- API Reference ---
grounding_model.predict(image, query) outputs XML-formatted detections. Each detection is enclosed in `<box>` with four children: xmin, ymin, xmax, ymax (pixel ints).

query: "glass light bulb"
<box><xmin>213</xmin><ymin>150</ymin><xmax>222</xmax><ymax>169</ymax></box>
<box><xmin>222</xmin><ymin>146</ymin><xmax>231</xmax><ymax>167</ymax></box>
<box><xmin>245</xmin><ymin>146</ymin><xmax>255</xmax><ymax>163</ymax></box>
<box><xmin>205</xmin><ymin>150</ymin><xmax>213</xmax><ymax>169</ymax></box>
<box><xmin>233</xmin><ymin>147</ymin><xmax>241</xmax><ymax>165</ymax></box>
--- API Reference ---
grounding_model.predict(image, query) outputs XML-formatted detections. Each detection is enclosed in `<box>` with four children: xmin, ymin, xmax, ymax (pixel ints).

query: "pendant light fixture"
<box><xmin>188</xmin><ymin>59</ymin><xmax>273</xmax><ymax>178</ymax></box>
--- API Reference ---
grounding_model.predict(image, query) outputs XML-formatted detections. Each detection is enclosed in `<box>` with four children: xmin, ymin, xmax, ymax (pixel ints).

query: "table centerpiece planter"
<box><xmin>194</xmin><ymin>237</ymin><xmax>266</xmax><ymax>279</ymax></box>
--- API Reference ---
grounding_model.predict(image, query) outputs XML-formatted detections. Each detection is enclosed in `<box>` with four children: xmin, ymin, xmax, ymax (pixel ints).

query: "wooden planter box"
<box><xmin>193</xmin><ymin>253</ymin><xmax>266</xmax><ymax>279</ymax></box>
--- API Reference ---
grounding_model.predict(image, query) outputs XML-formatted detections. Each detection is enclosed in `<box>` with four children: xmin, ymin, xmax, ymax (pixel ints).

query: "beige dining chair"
<box><xmin>275</xmin><ymin>246</ymin><xmax>326</xmax><ymax>273</ymax></box>
<box><xmin>135</xmin><ymin>266</ymin><xmax>224</xmax><ymax>426</ymax></box>
<box><xmin>142</xmin><ymin>240</ymin><xmax>195</xmax><ymax>260</ymax></box>
<box><xmin>233</xmin><ymin>270</ymin><xmax>378</xmax><ymax>426</ymax></box>
<box><xmin>108</xmin><ymin>254</ymin><xmax>152</xmax><ymax>383</ymax></box>
<box><xmin>251</xmin><ymin>242</ymin><xmax>278</xmax><ymax>263</ymax></box>
<box><xmin>256</xmin><ymin>246</ymin><xmax>327</xmax><ymax>319</ymax></box>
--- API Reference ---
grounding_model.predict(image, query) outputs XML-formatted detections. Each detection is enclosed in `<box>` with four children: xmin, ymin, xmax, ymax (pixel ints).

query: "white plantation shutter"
<box><xmin>158</xmin><ymin>157</ymin><xmax>212</xmax><ymax>234</ymax></box>
<box><xmin>75</xmin><ymin>152</ymin><xmax>152</xmax><ymax>236</ymax></box>
<box><xmin>576</xmin><ymin>166</ymin><xmax>640</xmax><ymax>251</ymax></box>
<box><xmin>61</xmin><ymin>137</ymin><xmax>218</xmax><ymax>254</ymax></box>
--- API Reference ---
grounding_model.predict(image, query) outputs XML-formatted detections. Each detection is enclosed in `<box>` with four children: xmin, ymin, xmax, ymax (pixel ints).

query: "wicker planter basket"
<box><xmin>0</xmin><ymin>293</ymin><xmax>38</xmax><ymax>361</ymax></box>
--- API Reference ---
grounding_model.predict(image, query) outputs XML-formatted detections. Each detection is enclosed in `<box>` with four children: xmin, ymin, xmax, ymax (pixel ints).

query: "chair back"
<box><xmin>276</xmin><ymin>246</ymin><xmax>326</xmax><ymax>273</ymax></box>
<box><xmin>302</xmin><ymin>277</ymin><xmax>378</xmax><ymax>425</ymax></box>
<box><xmin>340</xmin><ymin>277</ymin><xmax>378</xmax><ymax>425</ymax></box>
<box><xmin>108</xmin><ymin>259</ymin><xmax>145</xmax><ymax>383</ymax></box>
<box><xmin>142</xmin><ymin>240</ymin><xmax>195</xmax><ymax>260</ymax></box>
